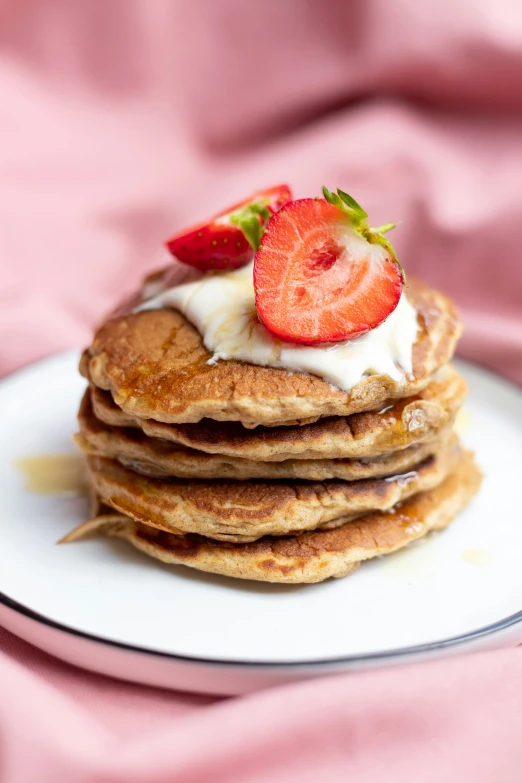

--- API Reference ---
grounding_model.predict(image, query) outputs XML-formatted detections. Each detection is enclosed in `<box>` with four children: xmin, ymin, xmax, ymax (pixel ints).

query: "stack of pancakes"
<box><xmin>65</xmin><ymin>277</ymin><xmax>481</xmax><ymax>583</ymax></box>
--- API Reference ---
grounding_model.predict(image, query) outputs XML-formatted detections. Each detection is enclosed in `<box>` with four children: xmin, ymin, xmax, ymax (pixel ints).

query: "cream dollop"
<box><xmin>138</xmin><ymin>262</ymin><xmax>419</xmax><ymax>392</ymax></box>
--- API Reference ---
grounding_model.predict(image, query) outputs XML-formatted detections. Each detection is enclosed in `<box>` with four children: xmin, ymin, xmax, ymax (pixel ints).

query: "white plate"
<box><xmin>0</xmin><ymin>352</ymin><xmax>521</xmax><ymax>695</ymax></box>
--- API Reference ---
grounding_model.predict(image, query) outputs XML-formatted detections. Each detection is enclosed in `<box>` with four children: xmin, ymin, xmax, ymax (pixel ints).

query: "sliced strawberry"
<box><xmin>165</xmin><ymin>184</ymin><xmax>292</xmax><ymax>271</ymax></box>
<box><xmin>254</xmin><ymin>188</ymin><xmax>404</xmax><ymax>344</ymax></box>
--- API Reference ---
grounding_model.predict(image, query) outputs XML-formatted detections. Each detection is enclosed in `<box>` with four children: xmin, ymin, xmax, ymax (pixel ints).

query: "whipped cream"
<box><xmin>138</xmin><ymin>262</ymin><xmax>419</xmax><ymax>392</ymax></box>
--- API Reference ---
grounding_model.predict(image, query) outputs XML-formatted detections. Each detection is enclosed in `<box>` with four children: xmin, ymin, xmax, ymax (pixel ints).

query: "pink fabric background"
<box><xmin>0</xmin><ymin>1</ymin><xmax>521</xmax><ymax>780</ymax></box>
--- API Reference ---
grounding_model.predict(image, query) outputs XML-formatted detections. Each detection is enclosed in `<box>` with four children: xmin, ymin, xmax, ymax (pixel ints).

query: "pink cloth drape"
<box><xmin>1</xmin><ymin>1</ymin><xmax>521</xmax><ymax>781</ymax></box>
<box><xmin>1</xmin><ymin>626</ymin><xmax>521</xmax><ymax>783</ymax></box>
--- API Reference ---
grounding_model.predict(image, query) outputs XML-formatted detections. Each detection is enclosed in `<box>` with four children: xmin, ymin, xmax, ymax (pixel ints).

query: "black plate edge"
<box><xmin>1</xmin><ymin>591</ymin><xmax>521</xmax><ymax>670</ymax></box>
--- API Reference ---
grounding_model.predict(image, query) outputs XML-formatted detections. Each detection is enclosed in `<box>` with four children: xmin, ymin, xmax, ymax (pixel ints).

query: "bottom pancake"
<box><xmin>61</xmin><ymin>451</ymin><xmax>482</xmax><ymax>584</ymax></box>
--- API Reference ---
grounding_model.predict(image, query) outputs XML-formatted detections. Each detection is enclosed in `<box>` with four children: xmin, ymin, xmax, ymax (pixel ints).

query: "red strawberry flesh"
<box><xmin>254</xmin><ymin>198</ymin><xmax>403</xmax><ymax>344</ymax></box>
<box><xmin>167</xmin><ymin>222</ymin><xmax>252</xmax><ymax>271</ymax></box>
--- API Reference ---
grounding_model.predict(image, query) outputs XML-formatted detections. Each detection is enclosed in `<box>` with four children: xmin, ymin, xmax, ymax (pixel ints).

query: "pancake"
<box><xmin>86</xmin><ymin>438</ymin><xmax>460</xmax><ymax>542</ymax></box>
<box><xmin>62</xmin><ymin>452</ymin><xmax>482</xmax><ymax>583</ymax></box>
<box><xmin>76</xmin><ymin>390</ymin><xmax>453</xmax><ymax>481</ymax></box>
<box><xmin>89</xmin><ymin>363</ymin><xmax>466</xmax><ymax>462</ymax></box>
<box><xmin>84</xmin><ymin>279</ymin><xmax>462</xmax><ymax>428</ymax></box>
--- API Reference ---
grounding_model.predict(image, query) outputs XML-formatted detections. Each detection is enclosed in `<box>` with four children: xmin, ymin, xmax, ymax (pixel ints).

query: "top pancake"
<box><xmin>85</xmin><ymin>278</ymin><xmax>461</xmax><ymax>428</ymax></box>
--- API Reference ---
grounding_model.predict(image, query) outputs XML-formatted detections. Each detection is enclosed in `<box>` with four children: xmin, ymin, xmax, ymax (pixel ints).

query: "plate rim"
<box><xmin>1</xmin><ymin>591</ymin><xmax>521</xmax><ymax>669</ymax></box>
<box><xmin>1</xmin><ymin>349</ymin><xmax>521</xmax><ymax>671</ymax></box>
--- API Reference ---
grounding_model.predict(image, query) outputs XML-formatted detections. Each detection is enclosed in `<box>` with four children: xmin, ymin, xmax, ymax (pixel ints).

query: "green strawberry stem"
<box><xmin>230</xmin><ymin>202</ymin><xmax>272</xmax><ymax>251</ymax></box>
<box><xmin>373</xmin><ymin>222</ymin><xmax>396</xmax><ymax>234</ymax></box>
<box><xmin>322</xmin><ymin>186</ymin><xmax>405</xmax><ymax>282</ymax></box>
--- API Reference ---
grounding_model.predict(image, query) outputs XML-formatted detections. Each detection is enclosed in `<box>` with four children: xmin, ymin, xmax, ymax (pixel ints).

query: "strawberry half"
<box><xmin>165</xmin><ymin>184</ymin><xmax>292</xmax><ymax>271</ymax></box>
<box><xmin>254</xmin><ymin>187</ymin><xmax>404</xmax><ymax>344</ymax></box>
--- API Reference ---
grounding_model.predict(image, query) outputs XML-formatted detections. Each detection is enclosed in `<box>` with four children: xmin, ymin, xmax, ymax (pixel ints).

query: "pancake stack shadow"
<box><xmin>64</xmin><ymin>281</ymin><xmax>482</xmax><ymax>583</ymax></box>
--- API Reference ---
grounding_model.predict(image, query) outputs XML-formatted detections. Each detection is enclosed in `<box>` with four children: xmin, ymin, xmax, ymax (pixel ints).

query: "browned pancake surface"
<box><xmin>85</xmin><ymin>438</ymin><xmax>460</xmax><ymax>542</ymax></box>
<box><xmin>62</xmin><ymin>452</ymin><xmax>482</xmax><ymax>583</ymax></box>
<box><xmin>85</xmin><ymin>279</ymin><xmax>461</xmax><ymax>427</ymax></box>
<box><xmin>89</xmin><ymin>363</ymin><xmax>466</xmax><ymax>461</ymax></box>
<box><xmin>76</xmin><ymin>389</ymin><xmax>453</xmax><ymax>481</ymax></box>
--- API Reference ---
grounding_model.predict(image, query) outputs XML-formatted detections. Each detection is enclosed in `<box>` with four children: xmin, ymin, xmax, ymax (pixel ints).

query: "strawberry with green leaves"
<box><xmin>254</xmin><ymin>187</ymin><xmax>404</xmax><ymax>344</ymax></box>
<box><xmin>165</xmin><ymin>184</ymin><xmax>292</xmax><ymax>271</ymax></box>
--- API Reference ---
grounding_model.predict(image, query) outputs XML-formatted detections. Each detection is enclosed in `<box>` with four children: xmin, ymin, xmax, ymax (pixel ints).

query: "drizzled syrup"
<box><xmin>16</xmin><ymin>454</ymin><xmax>89</xmax><ymax>497</ymax></box>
